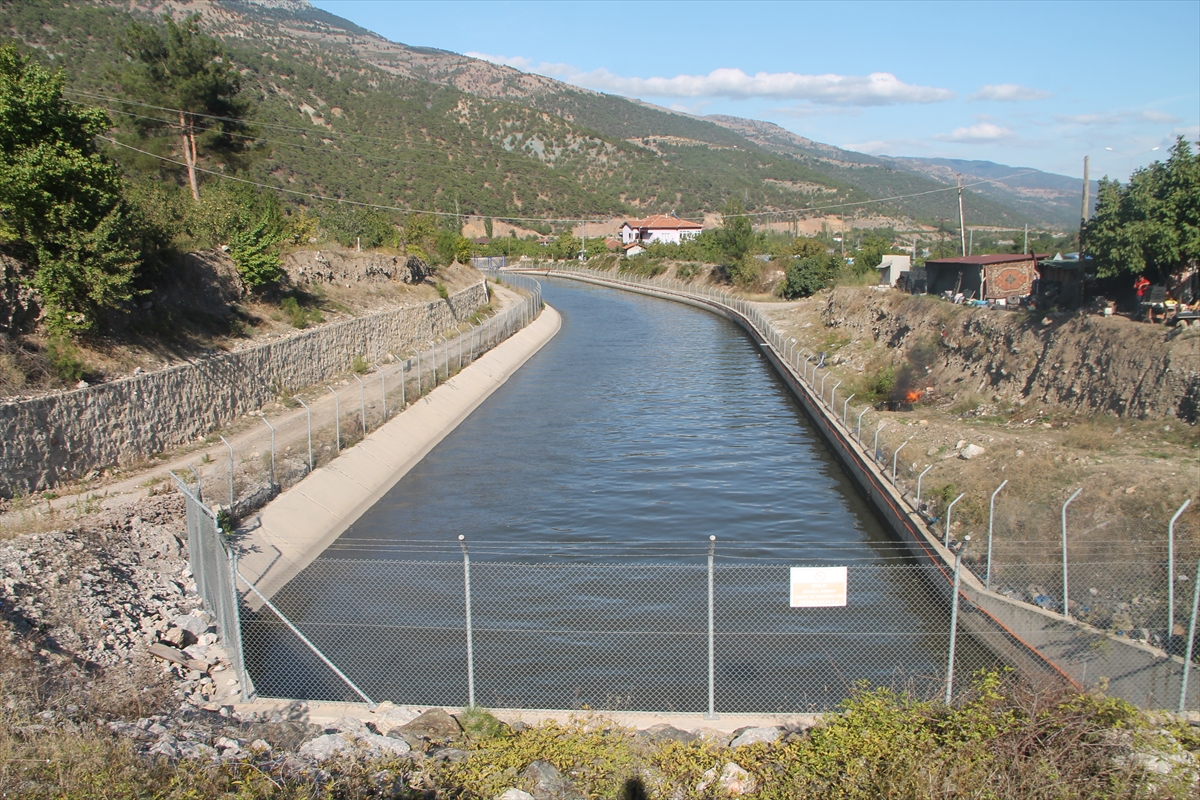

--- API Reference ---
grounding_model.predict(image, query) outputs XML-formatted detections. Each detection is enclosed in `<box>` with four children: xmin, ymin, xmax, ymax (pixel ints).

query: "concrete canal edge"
<box><xmin>236</xmin><ymin>305</ymin><xmax>562</xmax><ymax>605</ymax></box>
<box><xmin>526</xmin><ymin>269</ymin><xmax>1198</xmax><ymax>711</ymax></box>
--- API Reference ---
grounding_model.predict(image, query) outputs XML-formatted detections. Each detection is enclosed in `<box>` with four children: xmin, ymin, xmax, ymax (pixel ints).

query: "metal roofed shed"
<box><xmin>875</xmin><ymin>254</ymin><xmax>911</xmax><ymax>287</ymax></box>
<box><xmin>1036</xmin><ymin>252</ymin><xmax>1087</xmax><ymax>309</ymax></box>
<box><xmin>923</xmin><ymin>253</ymin><xmax>1044</xmax><ymax>302</ymax></box>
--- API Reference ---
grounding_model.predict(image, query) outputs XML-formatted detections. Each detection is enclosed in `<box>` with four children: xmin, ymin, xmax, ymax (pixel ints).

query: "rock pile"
<box><xmin>0</xmin><ymin>493</ymin><xmax>239</xmax><ymax>710</ymax></box>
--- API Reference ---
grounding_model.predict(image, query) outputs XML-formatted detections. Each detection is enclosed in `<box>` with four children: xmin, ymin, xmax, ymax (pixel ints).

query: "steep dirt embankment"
<box><xmin>823</xmin><ymin>289</ymin><xmax>1200</xmax><ymax>422</ymax></box>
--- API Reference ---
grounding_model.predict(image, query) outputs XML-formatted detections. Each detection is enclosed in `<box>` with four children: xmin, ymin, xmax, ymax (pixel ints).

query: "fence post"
<box><xmin>873</xmin><ymin>422</ymin><xmax>887</xmax><ymax>462</ymax></box>
<box><xmin>830</xmin><ymin>380</ymin><xmax>842</xmax><ymax>410</ymax></box>
<box><xmin>706</xmin><ymin>535</ymin><xmax>718</xmax><ymax>720</ymax></box>
<box><xmin>890</xmin><ymin>438</ymin><xmax>911</xmax><ymax>483</ymax></box>
<box><xmin>944</xmin><ymin>492</ymin><xmax>965</xmax><ymax>548</ymax></box>
<box><xmin>328</xmin><ymin>386</ymin><xmax>340</xmax><ymax>453</ymax></box>
<box><xmin>1179</xmin><ymin>550</ymin><xmax>1200</xmax><ymax>713</ymax></box>
<box><xmin>228</xmin><ymin>548</ymin><xmax>251</xmax><ymax>700</ymax></box>
<box><xmin>353</xmin><ymin>373</ymin><xmax>366</xmax><ymax>435</ymax></box>
<box><xmin>916</xmin><ymin>464</ymin><xmax>933</xmax><ymax>506</ymax></box>
<box><xmin>1061</xmin><ymin>488</ymin><xmax>1082</xmax><ymax>620</ymax></box>
<box><xmin>219</xmin><ymin>436</ymin><xmax>235</xmax><ymax>508</ymax></box>
<box><xmin>416</xmin><ymin>351</ymin><xmax>422</xmax><ymax>397</ymax></box>
<box><xmin>1169</xmin><ymin>500</ymin><xmax>1193</xmax><ymax>646</ymax></box>
<box><xmin>188</xmin><ymin>464</ymin><xmax>203</xmax><ymax>502</ymax></box>
<box><xmin>842</xmin><ymin>394</ymin><xmax>855</xmax><ymax>426</ymax></box>
<box><xmin>296</xmin><ymin>398</ymin><xmax>313</xmax><ymax>472</ymax></box>
<box><xmin>986</xmin><ymin>480</ymin><xmax>1008</xmax><ymax>591</ymax></box>
<box><xmin>820</xmin><ymin>372</ymin><xmax>829</xmax><ymax>400</ymax></box>
<box><xmin>459</xmin><ymin>535</ymin><xmax>476</xmax><ymax>708</ymax></box>
<box><xmin>381</xmin><ymin>370</ymin><xmax>387</xmax><ymax>420</ymax></box>
<box><xmin>237</xmin><ymin>565</ymin><xmax>375</xmax><ymax>708</ymax></box>
<box><xmin>260</xmin><ymin>416</ymin><xmax>276</xmax><ymax>487</ymax></box>
<box><xmin>857</xmin><ymin>407</ymin><xmax>869</xmax><ymax>441</ymax></box>
<box><xmin>946</xmin><ymin>537</ymin><xmax>968</xmax><ymax>705</ymax></box>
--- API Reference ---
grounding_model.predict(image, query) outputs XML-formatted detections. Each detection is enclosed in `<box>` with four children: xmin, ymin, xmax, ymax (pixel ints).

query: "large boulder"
<box><xmin>395</xmin><ymin>708</ymin><xmax>462</xmax><ymax>742</ymax></box>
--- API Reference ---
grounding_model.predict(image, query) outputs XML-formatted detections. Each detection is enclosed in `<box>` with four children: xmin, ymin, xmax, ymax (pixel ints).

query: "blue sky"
<box><xmin>310</xmin><ymin>0</ymin><xmax>1199</xmax><ymax>181</ymax></box>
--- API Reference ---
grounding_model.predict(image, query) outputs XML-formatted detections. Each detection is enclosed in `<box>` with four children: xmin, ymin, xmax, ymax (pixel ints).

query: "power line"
<box><xmin>99</xmin><ymin>135</ymin><xmax>604</xmax><ymax>223</ymax></box>
<box><xmin>67</xmin><ymin>87</ymin><xmax>614</xmax><ymax>170</ymax></box>
<box><xmin>85</xmin><ymin>89</ymin><xmax>1046</xmax><ymax>226</ymax></box>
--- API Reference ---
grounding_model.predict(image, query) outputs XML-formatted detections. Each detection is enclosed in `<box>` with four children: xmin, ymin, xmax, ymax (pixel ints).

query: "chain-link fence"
<box><xmin>173</xmin><ymin>474</ymin><xmax>249</xmax><ymax>696</ymax></box>
<box><xmin>232</xmin><ymin>553</ymin><xmax>1025</xmax><ymax>713</ymax></box>
<box><xmin>184</xmin><ymin>271</ymin><xmax>543</xmax><ymax>514</ymax></box>
<box><xmin>982</xmin><ymin>498</ymin><xmax>1200</xmax><ymax>655</ymax></box>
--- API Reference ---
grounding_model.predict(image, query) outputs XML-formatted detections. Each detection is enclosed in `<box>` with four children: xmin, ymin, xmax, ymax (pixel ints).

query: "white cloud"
<box><xmin>667</xmin><ymin>100</ymin><xmax>712</xmax><ymax>115</ymax></box>
<box><xmin>1141</xmin><ymin>110</ymin><xmax>1181</xmax><ymax>124</ymax></box>
<box><xmin>841</xmin><ymin>140</ymin><xmax>897</xmax><ymax>155</ymax></box>
<box><xmin>841</xmin><ymin>137</ymin><xmax>930</xmax><ymax>155</ymax></box>
<box><xmin>465</xmin><ymin>53</ymin><xmax>953</xmax><ymax>106</ymax></box>
<box><xmin>970</xmin><ymin>83</ymin><xmax>1051</xmax><ymax>102</ymax></box>
<box><xmin>466</xmin><ymin>51</ymin><xmax>532</xmax><ymax>70</ymax></box>
<box><xmin>1056</xmin><ymin>109</ymin><xmax>1182</xmax><ymax>126</ymax></box>
<box><xmin>934</xmin><ymin>123</ymin><xmax>1017</xmax><ymax>143</ymax></box>
<box><xmin>771</xmin><ymin>104</ymin><xmax>861</xmax><ymax>119</ymax></box>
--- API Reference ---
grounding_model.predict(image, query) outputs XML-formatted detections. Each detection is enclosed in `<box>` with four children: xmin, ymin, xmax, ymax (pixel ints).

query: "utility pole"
<box><xmin>581</xmin><ymin>220</ymin><xmax>586</xmax><ymax>260</ymax></box>
<box><xmin>968</xmin><ymin>229</ymin><xmax>974</xmax><ymax>257</ymax></box>
<box><xmin>1079</xmin><ymin>155</ymin><xmax>1090</xmax><ymax>252</ymax></box>
<box><xmin>1023</xmin><ymin>223</ymin><xmax>1029</xmax><ymax>254</ymax></box>
<box><xmin>912</xmin><ymin>234</ymin><xmax>918</xmax><ymax>261</ymax></box>
<box><xmin>957</xmin><ymin>174</ymin><xmax>967</xmax><ymax>256</ymax></box>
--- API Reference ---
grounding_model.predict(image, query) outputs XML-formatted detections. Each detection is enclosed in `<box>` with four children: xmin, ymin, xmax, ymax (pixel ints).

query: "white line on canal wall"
<box><xmin>236</xmin><ymin>305</ymin><xmax>561</xmax><ymax>606</ymax></box>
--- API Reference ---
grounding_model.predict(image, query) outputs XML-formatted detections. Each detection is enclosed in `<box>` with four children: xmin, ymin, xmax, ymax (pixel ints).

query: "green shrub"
<box><xmin>46</xmin><ymin>335</ymin><xmax>87</xmax><ymax>383</ymax></box>
<box><xmin>279</xmin><ymin>296</ymin><xmax>322</xmax><ymax>329</ymax></box>
<box><xmin>782</xmin><ymin>254</ymin><xmax>840</xmax><ymax>299</ymax></box>
<box><xmin>865</xmin><ymin>364</ymin><xmax>896</xmax><ymax>399</ymax></box>
<box><xmin>351</xmin><ymin>354</ymin><xmax>369</xmax><ymax>374</ymax></box>
<box><xmin>436</xmin><ymin>282</ymin><xmax>449</xmax><ymax>300</ymax></box>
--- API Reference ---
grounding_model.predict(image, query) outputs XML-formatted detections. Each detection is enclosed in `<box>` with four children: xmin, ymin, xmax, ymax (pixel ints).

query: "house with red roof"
<box><xmin>618</xmin><ymin>214</ymin><xmax>704</xmax><ymax>249</ymax></box>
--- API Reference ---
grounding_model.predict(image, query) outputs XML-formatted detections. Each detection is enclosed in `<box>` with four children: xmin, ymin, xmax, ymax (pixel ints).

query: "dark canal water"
<box><xmin>244</xmin><ymin>279</ymin><xmax>996</xmax><ymax>712</ymax></box>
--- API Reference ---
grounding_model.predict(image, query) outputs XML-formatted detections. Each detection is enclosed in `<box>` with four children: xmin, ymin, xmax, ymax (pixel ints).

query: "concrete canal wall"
<box><xmin>524</xmin><ymin>268</ymin><xmax>1197</xmax><ymax>710</ymax></box>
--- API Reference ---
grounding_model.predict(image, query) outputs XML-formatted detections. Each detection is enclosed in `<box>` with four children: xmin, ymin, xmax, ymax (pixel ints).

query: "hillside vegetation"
<box><xmin>0</xmin><ymin>0</ymin><xmax>1063</xmax><ymax>230</ymax></box>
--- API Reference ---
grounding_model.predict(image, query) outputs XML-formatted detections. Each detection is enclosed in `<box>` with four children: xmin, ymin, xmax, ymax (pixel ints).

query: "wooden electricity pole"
<box><xmin>1080</xmin><ymin>155</ymin><xmax>1090</xmax><ymax>251</ymax></box>
<box><xmin>957</xmin><ymin>174</ymin><xmax>967</xmax><ymax>256</ymax></box>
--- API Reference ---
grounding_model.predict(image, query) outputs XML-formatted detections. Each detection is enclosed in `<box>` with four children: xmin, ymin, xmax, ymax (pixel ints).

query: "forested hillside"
<box><xmin>0</xmin><ymin>0</ymin><xmax>1069</xmax><ymax>229</ymax></box>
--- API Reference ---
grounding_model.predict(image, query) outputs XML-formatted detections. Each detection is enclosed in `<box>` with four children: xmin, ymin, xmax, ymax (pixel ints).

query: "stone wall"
<box><xmin>0</xmin><ymin>282</ymin><xmax>488</xmax><ymax>498</ymax></box>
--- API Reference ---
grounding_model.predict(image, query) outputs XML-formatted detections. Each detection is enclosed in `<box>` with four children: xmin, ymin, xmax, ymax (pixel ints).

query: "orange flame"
<box><xmin>905</xmin><ymin>389</ymin><xmax>923</xmax><ymax>403</ymax></box>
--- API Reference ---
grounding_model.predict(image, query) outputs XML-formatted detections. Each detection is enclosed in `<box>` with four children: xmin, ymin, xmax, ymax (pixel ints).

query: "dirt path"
<box><xmin>0</xmin><ymin>283</ymin><xmax>528</xmax><ymax>537</ymax></box>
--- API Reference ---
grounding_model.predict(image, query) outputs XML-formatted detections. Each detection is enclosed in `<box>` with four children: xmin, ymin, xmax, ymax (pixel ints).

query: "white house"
<box><xmin>618</xmin><ymin>214</ymin><xmax>703</xmax><ymax>247</ymax></box>
<box><xmin>875</xmin><ymin>254</ymin><xmax>911</xmax><ymax>287</ymax></box>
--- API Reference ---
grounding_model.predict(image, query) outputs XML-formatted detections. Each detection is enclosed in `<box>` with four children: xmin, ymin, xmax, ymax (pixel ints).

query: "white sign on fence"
<box><xmin>789</xmin><ymin>566</ymin><xmax>848</xmax><ymax>607</ymax></box>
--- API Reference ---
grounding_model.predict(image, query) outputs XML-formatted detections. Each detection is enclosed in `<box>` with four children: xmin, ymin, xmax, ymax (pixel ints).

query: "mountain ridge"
<box><xmin>1</xmin><ymin>0</ymin><xmax>1081</xmax><ymax>230</ymax></box>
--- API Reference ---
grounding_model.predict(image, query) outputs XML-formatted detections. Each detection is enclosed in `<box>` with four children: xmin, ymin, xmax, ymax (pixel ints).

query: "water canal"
<box><xmin>244</xmin><ymin>278</ymin><xmax>996</xmax><ymax>712</ymax></box>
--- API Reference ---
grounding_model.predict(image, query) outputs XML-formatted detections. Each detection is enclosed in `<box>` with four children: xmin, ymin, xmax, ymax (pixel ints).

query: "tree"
<box><xmin>0</xmin><ymin>45</ymin><xmax>148</xmax><ymax>333</ymax></box>
<box><xmin>551</xmin><ymin>230</ymin><xmax>581</xmax><ymax>260</ymax></box>
<box><xmin>717</xmin><ymin>196</ymin><xmax>754</xmax><ymax>264</ymax></box>
<box><xmin>782</xmin><ymin>254</ymin><xmax>839</xmax><ymax>299</ymax></box>
<box><xmin>1089</xmin><ymin>137</ymin><xmax>1200</xmax><ymax>280</ymax></box>
<box><xmin>854</xmin><ymin>234</ymin><xmax>893</xmax><ymax>272</ymax></box>
<box><xmin>120</xmin><ymin>14</ymin><xmax>248</xmax><ymax>202</ymax></box>
<box><xmin>192</xmin><ymin>182</ymin><xmax>284</xmax><ymax>288</ymax></box>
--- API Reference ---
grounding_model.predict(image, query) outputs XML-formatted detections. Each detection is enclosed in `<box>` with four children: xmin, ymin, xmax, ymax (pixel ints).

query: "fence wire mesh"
<box><xmin>981</xmin><ymin>498</ymin><xmax>1200</xmax><ymax>655</ymax></box>
<box><xmin>175</xmin><ymin>475</ymin><xmax>248</xmax><ymax>694</ymax></box>
<box><xmin>236</xmin><ymin>557</ymin><xmax>1019</xmax><ymax>713</ymax></box>
<box><xmin>175</xmin><ymin>266</ymin><xmax>1199</xmax><ymax>714</ymax></box>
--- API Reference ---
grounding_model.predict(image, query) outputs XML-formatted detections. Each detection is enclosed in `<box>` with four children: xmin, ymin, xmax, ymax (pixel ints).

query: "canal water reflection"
<box><xmin>244</xmin><ymin>279</ymin><xmax>996</xmax><ymax>710</ymax></box>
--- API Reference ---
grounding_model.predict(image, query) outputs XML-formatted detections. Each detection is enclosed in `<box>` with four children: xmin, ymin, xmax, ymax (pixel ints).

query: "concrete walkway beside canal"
<box><xmin>236</xmin><ymin>305</ymin><xmax>561</xmax><ymax>603</ymax></box>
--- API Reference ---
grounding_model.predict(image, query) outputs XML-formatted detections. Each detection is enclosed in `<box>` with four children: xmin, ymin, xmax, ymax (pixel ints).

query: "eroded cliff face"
<box><xmin>822</xmin><ymin>289</ymin><xmax>1200</xmax><ymax>422</ymax></box>
<box><xmin>282</xmin><ymin>249</ymin><xmax>431</xmax><ymax>286</ymax></box>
